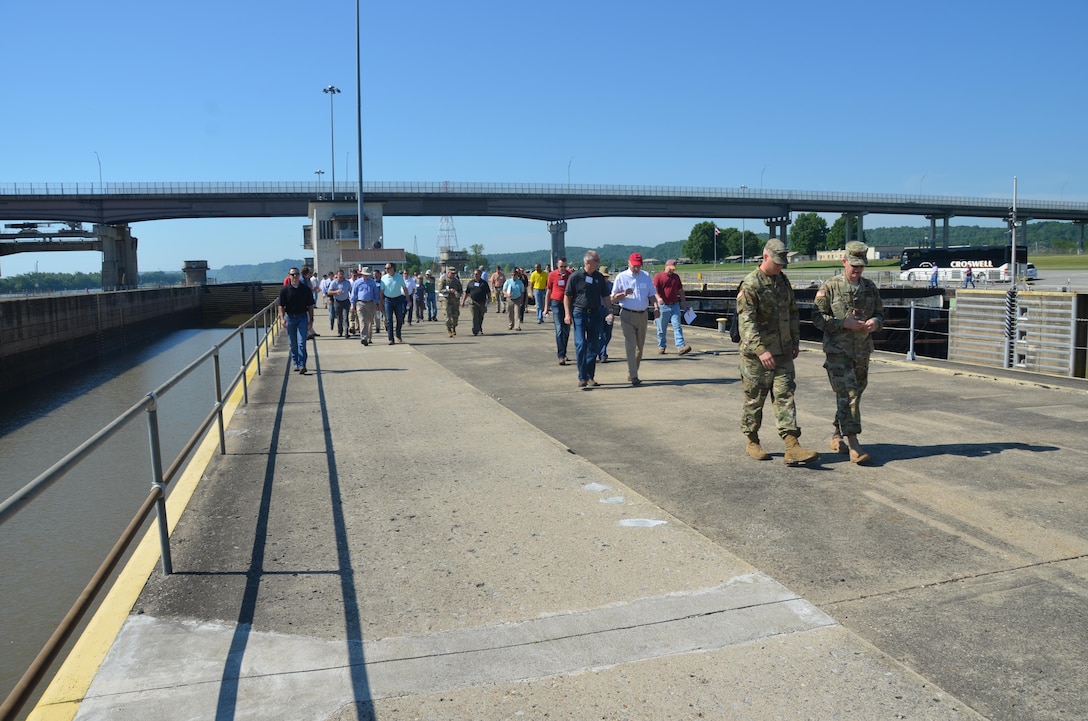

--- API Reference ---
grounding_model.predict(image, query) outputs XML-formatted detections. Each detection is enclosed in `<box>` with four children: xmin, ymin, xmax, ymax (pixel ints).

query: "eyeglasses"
<box><xmin>288</xmin><ymin>272</ymin><xmax>299</xmax><ymax>276</ymax></box>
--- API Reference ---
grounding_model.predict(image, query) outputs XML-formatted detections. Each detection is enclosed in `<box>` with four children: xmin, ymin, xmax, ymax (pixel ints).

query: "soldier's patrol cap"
<box><xmin>764</xmin><ymin>238</ymin><xmax>789</xmax><ymax>266</ymax></box>
<box><xmin>845</xmin><ymin>241</ymin><xmax>869</xmax><ymax>266</ymax></box>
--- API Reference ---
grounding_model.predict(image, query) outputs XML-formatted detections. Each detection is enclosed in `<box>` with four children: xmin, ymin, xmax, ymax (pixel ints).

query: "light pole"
<box><xmin>740</xmin><ymin>185</ymin><xmax>748</xmax><ymax>265</ymax></box>
<box><xmin>94</xmin><ymin>151</ymin><xmax>102</xmax><ymax>191</ymax></box>
<box><xmin>355</xmin><ymin>0</ymin><xmax>365</xmax><ymax>247</ymax></box>
<box><xmin>323</xmin><ymin>85</ymin><xmax>341</xmax><ymax>198</ymax></box>
<box><xmin>314</xmin><ymin>169</ymin><xmax>325</xmax><ymax>197</ymax></box>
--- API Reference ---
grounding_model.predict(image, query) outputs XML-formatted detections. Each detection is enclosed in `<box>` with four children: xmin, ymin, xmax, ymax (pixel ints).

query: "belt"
<box><xmin>621</xmin><ymin>307</ymin><xmax>646</xmax><ymax>314</ymax></box>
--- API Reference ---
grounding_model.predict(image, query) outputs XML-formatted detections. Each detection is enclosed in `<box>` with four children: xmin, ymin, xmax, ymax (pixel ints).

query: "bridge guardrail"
<box><xmin>2</xmin><ymin>181</ymin><xmax>1087</xmax><ymax>214</ymax></box>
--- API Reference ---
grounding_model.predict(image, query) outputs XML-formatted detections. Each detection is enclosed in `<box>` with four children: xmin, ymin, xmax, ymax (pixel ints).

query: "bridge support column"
<box><xmin>1076</xmin><ymin>220</ymin><xmax>1086</xmax><ymax>254</ymax></box>
<box><xmin>923</xmin><ymin>215</ymin><xmax>952</xmax><ymax>249</ymax></box>
<box><xmin>841</xmin><ymin>212</ymin><xmax>868</xmax><ymax>244</ymax></box>
<box><xmin>547</xmin><ymin>220</ymin><xmax>567</xmax><ymax>268</ymax></box>
<box><xmin>97</xmin><ymin>223</ymin><xmax>139</xmax><ymax>289</ymax></box>
<box><xmin>764</xmin><ymin>216</ymin><xmax>790</xmax><ymax>246</ymax></box>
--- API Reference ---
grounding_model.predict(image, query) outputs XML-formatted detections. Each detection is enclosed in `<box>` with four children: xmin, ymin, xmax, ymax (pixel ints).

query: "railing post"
<box><xmin>145</xmin><ymin>393</ymin><xmax>173</xmax><ymax>575</ymax></box>
<box><xmin>239</xmin><ymin>331</ymin><xmax>249</xmax><ymax>404</ymax></box>
<box><xmin>213</xmin><ymin>346</ymin><xmax>227</xmax><ymax>455</ymax></box>
<box><xmin>254</xmin><ymin>316</ymin><xmax>262</xmax><ymax>376</ymax></box>
<box><xmin>906</xmin><ymin>301</ymin><xmax>917</xmax><ymax>361</ymax></box>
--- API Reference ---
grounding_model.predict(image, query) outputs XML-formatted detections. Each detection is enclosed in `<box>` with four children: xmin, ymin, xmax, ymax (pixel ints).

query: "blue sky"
<box><xmin>2</xmin><ymin>0</ymin><xmax>1086</xmax><ymax>275</ymax></box>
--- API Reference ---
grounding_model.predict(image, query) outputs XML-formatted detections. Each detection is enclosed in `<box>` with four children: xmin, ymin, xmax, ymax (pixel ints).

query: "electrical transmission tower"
<box><xmin>435</xmin><ymin>216</ymin><xmax>467</xmax><ymax>273</ymax></box>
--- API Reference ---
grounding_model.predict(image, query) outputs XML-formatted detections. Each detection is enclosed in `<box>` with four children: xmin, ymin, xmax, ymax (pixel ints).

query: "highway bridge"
<box><xmin>2</xmin><ymin>182</ymin><xmax>1087</xmax><ymax>286</ymax></box>
<box><xmin>3</xmin><ymin>181</ymin><xmax>1088</xmax><ymax>225</ymax></box>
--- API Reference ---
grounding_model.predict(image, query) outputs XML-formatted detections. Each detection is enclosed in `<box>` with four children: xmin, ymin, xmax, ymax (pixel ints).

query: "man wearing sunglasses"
<box><xmin>278</xmin><ymin>267</ymin><xmax>315</xmax><ymax>374</ymax></box>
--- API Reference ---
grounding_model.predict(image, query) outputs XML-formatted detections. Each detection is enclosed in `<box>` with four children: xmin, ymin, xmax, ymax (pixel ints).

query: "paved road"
<box><xmin>410</xmin><ymin>316</ymin><xmax>1088</xmax><ymax>721</ymax></box>
<box><xmin>41</xmin><ymin>311</ymin><xmax>1088</xmax><ymax>721</ymax></box>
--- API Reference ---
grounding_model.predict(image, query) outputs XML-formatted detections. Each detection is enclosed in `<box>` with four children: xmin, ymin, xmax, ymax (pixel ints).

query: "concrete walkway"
<box><xmin>36</xmin><ymin>307</ymin><xmax>1088</xmax><ymax>720</ymax></box>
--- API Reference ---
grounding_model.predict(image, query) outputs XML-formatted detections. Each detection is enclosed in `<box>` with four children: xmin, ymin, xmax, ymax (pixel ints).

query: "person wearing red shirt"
<box><xmin>652</xmin><ymin>259</ymin><xmax>692</xmax><ymax>355</ymax></box>
<box><xmin>546</xmin><ymin>257</ymin><xmax>573</xmax><ymax>364</ymax></box>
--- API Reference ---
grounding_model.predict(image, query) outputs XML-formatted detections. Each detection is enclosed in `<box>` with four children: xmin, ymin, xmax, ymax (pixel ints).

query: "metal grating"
<box><xmin>950</xmin><ymin>290</ymin><xmax>1083</xmax><ymax>377</ymax></box>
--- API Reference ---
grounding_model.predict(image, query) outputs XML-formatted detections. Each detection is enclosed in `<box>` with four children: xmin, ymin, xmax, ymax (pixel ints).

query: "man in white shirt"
<box><xmin>403</xmin><ymin>270</ymin><xmax>419</xmax><ymax>324</ymax></box>
<box><xmin>609</xmin><ymin>253</ymin><xmax>659</xmax><ymax>386</ymax></box>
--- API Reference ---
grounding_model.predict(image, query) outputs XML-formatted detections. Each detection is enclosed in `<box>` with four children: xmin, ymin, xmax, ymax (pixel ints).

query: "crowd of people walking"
<box><xmin>283</xmin><ymin>238</ymin><xmax>884</xmax><ymax>466</ymax></box>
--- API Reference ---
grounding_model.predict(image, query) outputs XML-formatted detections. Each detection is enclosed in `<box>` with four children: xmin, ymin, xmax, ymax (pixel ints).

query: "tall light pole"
<box><xmin>740</xmin><ymin>185</ymin><xmax>748</xmax><ymax>265</ymax></box>
<box><xmin>323</xmin><ymin>85</ymin><xmax>341</xmax><ymax>198</ymax></box>
<box><xmin>314</xmin><ymin>169</ymin><xmax>325</xmax><ymax>197</ymax></box>
<box><xmin>355</xmin><ymin>0</ymin><xmax>365</xmax><ymax>248</ymax></box>
<box><xmin>94</xmin><ymin>151</ymin><xmax>102</xmax><ymax>191</ymax></box>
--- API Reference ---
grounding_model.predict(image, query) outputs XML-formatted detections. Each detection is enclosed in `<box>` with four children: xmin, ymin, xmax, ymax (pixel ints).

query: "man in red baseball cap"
<box><xmin>608</xmin><ymin>253</ymin><xmax>659</xmax><ymax>385</ymax></box>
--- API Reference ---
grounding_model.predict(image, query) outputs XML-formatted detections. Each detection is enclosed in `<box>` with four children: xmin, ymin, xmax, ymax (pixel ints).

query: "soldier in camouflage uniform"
<box><xmin>813</xmin><ymin>241</ymin><xmax>884</xmax><ymax>464</ymax></box>
<box><xmin>438</xmin><ymin>267</ymin><xmax>463</xmax><ymax>337</ymax></box>
<box><xmin>736</xmin><ymin>239</ymin><xmax>819</xmax><ymax>465</ymax></box>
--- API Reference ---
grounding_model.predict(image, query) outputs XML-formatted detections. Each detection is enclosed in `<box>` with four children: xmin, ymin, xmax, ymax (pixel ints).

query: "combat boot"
<box><xmin>745</xmin><ymin>433</ymin><xmax>770</xmax><ymax>461</ymax></box>
<box><xmin>830</xmin><ymin>432</ymin><xmax>847</xmax><ymax>454</ymax></box>
<box><xmin>846</xmin><ymin>435</ymin><xmax>870</xmax><ymax>464</ymax></box>
<box><xmin>783</xmin><ymin>435</ymin><xmax>819</xmax><ymax>466</ymax></box>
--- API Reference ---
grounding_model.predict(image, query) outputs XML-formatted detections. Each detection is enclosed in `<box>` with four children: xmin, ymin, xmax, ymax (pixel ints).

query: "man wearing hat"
<box><xmin>350</xmin><ymin>267</ymin><xmax>379</xmax><ymax>346</ymax></box>
<box><xmin>736</xmin><ymin>238</ymin><xmax>819</xmax><ymax>465</ymax></box>
<box><xmin>812</xmin><ymin>241</ymin><xmax>884</xmax><ymax>464</ymax></box>
<box><xmin>609</xmin><ymin>252</ymin><xmax>659</xmax><ymax>386</ymax></box>
<box><xmin>438</xmin><ymin>267</ymin><xmax>463</xmax><ymax>337</ymax></box>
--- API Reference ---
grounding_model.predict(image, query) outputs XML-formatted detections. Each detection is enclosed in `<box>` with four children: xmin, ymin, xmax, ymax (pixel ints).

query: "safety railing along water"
<box><xmin>0</xmin><ymin>300</ymin><xmax>281</xmax><ymax>721</ymax></box>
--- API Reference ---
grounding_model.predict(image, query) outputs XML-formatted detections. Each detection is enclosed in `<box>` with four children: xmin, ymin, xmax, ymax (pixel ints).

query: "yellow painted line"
<box><xmin>28</xmin><ymin>331</ymin><xmax>276</xmax><ymax>721</ymax></box>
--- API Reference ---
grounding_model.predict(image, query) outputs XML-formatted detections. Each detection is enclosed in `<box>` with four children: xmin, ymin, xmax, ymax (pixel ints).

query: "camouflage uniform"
<box><xmin>812</xmin><ymin>273</ymin><xmax>884</xmax><ymax>436</ymax></box>
<box><xmin>736</xmin><ymin>267</ymin><xmax>801</xmax><ymax>438</ymax></box>
<box><xmin>439</xmin><ymin>274</ymin><xmax>463</xmax><ymax>336</ymax></box>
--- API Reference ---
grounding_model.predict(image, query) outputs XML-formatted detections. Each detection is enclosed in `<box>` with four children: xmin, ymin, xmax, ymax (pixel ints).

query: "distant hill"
<box><xmin>205</xmin><ymin>241</ymin><xmax>691</xmax><ymax>281</ymax></box>
<box><xmin>200</xmin><ymin>221</ymin><xmax>1084</xmax><ymax>282</ymax></box>
<box><xmin>864</xmin><ymin>221</ymin><xmax>1082</xmax><ymax>250</ymax></box>
<box><xmin>210</xmin><ymin>259</ymin><xmax>307</xmax><ymax>283</ymax></box>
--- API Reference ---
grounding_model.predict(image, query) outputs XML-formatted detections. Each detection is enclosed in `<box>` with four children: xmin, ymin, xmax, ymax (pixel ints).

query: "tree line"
<box><xmin>681</xmin><ymin>217</ymin><xmax>1085</xmax><ymax>263</ymax></box>
<box><xmin>0</xmin><ymin>270</ymin><xmax>185</xmax><ymax>294</ymax></box>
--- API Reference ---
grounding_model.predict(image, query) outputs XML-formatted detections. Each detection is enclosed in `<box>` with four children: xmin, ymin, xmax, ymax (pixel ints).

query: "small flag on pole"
<box><xmin>714</xmin><ymin>227</ymin><xmax>720</xmax><ymax>237</ymax></box>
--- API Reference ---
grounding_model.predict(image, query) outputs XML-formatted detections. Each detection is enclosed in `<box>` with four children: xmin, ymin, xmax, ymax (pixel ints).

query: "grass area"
<box><xmin>1026</xmin><ymin>255</ymin><xmax>1088</xmax><ymax>270</ymax></box>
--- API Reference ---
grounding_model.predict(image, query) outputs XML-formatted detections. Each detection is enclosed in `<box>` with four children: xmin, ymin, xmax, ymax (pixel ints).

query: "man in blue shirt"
<box><xmin>502</xmin><ymin>271</ymin><xmax>525</xmax><ymax>331</ymax></box>
<box><xmin>350</xmin><ymin>267</ymin><xmax>380</xmax><ymax>346</ymax></box>
<box><xmin>380</xmin><ymin>263</ymin><xmax>409</xmax><ymax>344</ymax></box>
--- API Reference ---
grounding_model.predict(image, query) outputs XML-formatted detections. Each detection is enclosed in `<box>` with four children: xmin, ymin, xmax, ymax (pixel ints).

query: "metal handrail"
<box><xmin>0</xmin><ymin>300</ymin><xmax>280</xmax><ymax>721</ymax></box>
